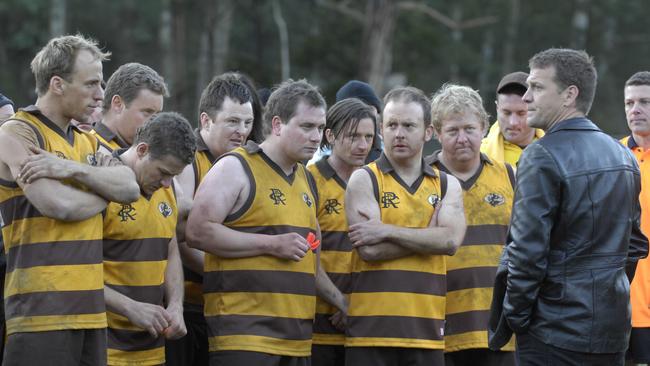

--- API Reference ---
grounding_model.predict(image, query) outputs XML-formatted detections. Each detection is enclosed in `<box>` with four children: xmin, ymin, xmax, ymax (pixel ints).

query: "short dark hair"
<box><xmin>198</xmin><ymin>72</ymin><xmax>253</xmax><ymax>125</ymax></box>
<box><xmin>625</xmin><ymin>71</ymin><xmax>650</xmax><ymax>87</ymax></box>
<box><xmin>134</xmin><ymin>112</ymin><xmax>196</xmax><ymax>164</ymax></box>
<box><xmin>31</xmin><ymin>34</ymin><xmax>111</xmax><ymax>96</ymax></box>
<box><xmin>383</xmin><ymin>86</ymin><xmax>432</xmax><ymax>127</ymax></box>
<box><xmin>322</xmin><ymin>98</ymin><xmax>377</xmax><ymax>150</ymax></box>
<box><xmin>529</xmin><ymin>48</ymin><xmax>597</xmax><ymax>114</ymax></box>
<box><xmin>263</xmin><ymin>79</ymin><xmax>326</xmax><ymax>136</ymax></box>
<box><xmin>103</xmin><ymin>63</ymin><xmax>168</xmax><ymax>112</ymax></box>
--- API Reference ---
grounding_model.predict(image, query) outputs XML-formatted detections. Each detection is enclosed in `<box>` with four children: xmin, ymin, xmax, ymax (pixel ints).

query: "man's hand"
<box><xmin>163</xmin><ymin>304</ymin><xmax>187</xmax><ymax>340</ymax></box>
<box><xmin>329</xmin><ymin>306</ymin><xmax>347</xmax><ymax>332</ymax></box>
<box><xmin>125</xmin><ymin>301</ymin><xmax>172</xmax><ymax>338</ymax></box>
<box><xmin>94</xmin><ymin>151</ymin><xmax>122</xmax><ymax>167</ymax></box>
<box><xmin>18</xmin><ymin>145</ymin><xmax>80</xmax><ymax>183</ymax></box>
<box><xmin>268</xmin><ymin>232</ymin><xmax>310</xmax><ymax>261</ymax></box>
<box><xmin>348</xmin><ymin>210</ymin><xmax>390</xmax><ymax>248</ymax></box>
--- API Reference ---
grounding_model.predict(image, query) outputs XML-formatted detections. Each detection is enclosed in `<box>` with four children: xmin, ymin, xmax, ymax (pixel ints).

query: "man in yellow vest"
<box><xmin>186</xmin><ymin>79</ymin><xmax>347</xmax><ymax>366</ymax></box>
<box><xmin>167</xmin><ymin>72</ymin><xmax>256</xmax><ymax>366</ymax></box>
<box><xmin>481</xmin><ymin>71</ymin><xmax>544</xmax><ymax>166</ymax></box>
<box><xmin>0</xmin><ymin>34</ymin><xmax>140</xmax><ymax>365</ymax></box>
<box><xmin>621</xmin><ymin>71</ymin><xmax>650</xmax><ymax>366</ymax></box>
<box><xmin>345</xmin><ymin>86</ymin><xmax>466</xmax><ymax>366</ymax></box>
<box><xmin>426</xmin><ymin>84</ymin><xmax>515</xmax><ymax>366</ymax></box>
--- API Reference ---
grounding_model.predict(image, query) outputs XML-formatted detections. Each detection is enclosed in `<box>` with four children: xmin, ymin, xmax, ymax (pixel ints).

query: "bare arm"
<box><xmin>104</xmin><ymin>286</ymin><xmax>171</xmax><ymax>338</ymax></box>
<box><xmin>173</xmin><ymin>167</ymin><xmax>204</xmax><ymax>274</ymax></box>
<box><xmin>20</xmin><ymin>145</ymin><xmax>140</xmax><ymax>203</ymax></box>
<box><xmin>0</xmin><ymin>128</ymin><xmax>107</xmax><ymax>221</ymax></box>
<box><xmin>162</xmin><ymin>236</ymin><xmax>187</xmax><ymax>340</ymax></box>
<box><xmin>186</xmin><ymin>155</ymin><xmax>309</xmax><ymax>260</ymax></box>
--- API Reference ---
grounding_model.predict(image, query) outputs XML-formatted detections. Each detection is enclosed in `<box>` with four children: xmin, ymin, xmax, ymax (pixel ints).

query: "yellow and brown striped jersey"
<box><xmin>345</xmin><ymin>154</ymin><xmax>447</xmax><ymax>350</ymax></box>
<box><xmin>0</xmin><ymin>107</ymin><xmax>106</xmax><ymax>335</ymax></box>
<box><xmin>307</xmin><ymin>158</ymin><xmax>351</xmax><ymax>346</ymax></box>
<box><xmin>183</xmin><ymin>130</ymin><xmax>217</xmax><ymax>313</ymax></box>
<box><xmin>90</xmin><ymin>121</ymin><xmax>129</xmax><ymax>153</ymax></box>
<box><xmin>428</xmin><ymin>152</ymin><xmax>515</xmax><ymax>352</ymax></box>
<box><xmin>203</xmin><ymin>141</ymin><xmax>318</xmax><ymax>357</ymax></box>
<box><xmin>102</xmin><ymin>148</ymin><xmax>178</xmax><ymax>365</ymax></box>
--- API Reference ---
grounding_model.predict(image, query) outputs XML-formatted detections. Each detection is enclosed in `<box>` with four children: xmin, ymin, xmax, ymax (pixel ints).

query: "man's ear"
<box><xmin>563</xmin><ymin>85</ymin><xmax>579</xmax><ymax>108</ymax></box>
<box><xmin>199</xmin><ymin>112</ymin><xmax>212</xmax><ymax>131</ymax></box>
<box><xmin>425</xmin><ymin>123</ymin><xmax>435</xmax><ymax>142</ymax></box>
<box><xmin>112</xmin><ymin>95</ymin><xmax>125</xmax><ymax>113</ymax></box>
<box><xmin>50</xmin><ymin>76</ymin><xmax>65</xmax><ymax>95</ymax></box>
<box><xmin>135</xmin><ymin>142</ymin><xmax>150</xmax><ymax>158</ymax></box>
<box><xmin>271</xmin><ymin>116</ymin><xmax>283</xmax><ymax>136</ymax></box>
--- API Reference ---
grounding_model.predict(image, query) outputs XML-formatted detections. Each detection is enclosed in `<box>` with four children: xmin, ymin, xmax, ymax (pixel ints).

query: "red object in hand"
<box><xmin>307</xmin><ymin>232</ymin><xmax>320</xmax><ymax>251</ymax></box>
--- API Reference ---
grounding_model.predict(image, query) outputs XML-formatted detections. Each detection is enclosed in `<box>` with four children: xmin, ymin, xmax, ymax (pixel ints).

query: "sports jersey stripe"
<box><xmin>203</xmin><ymin>270</ymin><xmax>315</xmax><ymax>294</ymax></box>
<box><xmin>108</xmin><ymin>329</ymin><xmax>165</xmax><ymax>353</ymax></box>
<box><xmin>348</xmin><ymin>292</ymin><xmax>445</xmax><ymax>318</ymax></box>
<box><xmin>446</xmin><ymin>288</ymin><xmax>493</xmax><ymax>314</ymax></box>
<box><xmin>204</xmin><ymin>292</ymin><xmax>315</xmax><ymax>318</ymax></box>
<box><xmin>5</xmin><ymin>240</ymin><xmax>102</xmax><ymax>272</ymax></box>
<box><xmin>107</xmin><ymin>347</ymin><xmax>164</xmax><ymax>366</ymax></box>
<box><xmin>207</xmin><ymin>314</ymin><xmax>313</xmax><ymax>339</ymax></box>
<box><xmin>313</xmin><ymin>314</ymin><xmax>341</xmax><ymax>335</ymax></box>
<box><xmin>446</xmin><ymin>266</ymin><xmax>498</xmax><ymax>292</ymax></box>
<box><xmin>103</xmin><ymin>238</ymin><xmax>170</xmax><ymax>262</ymax></box>
<box><xmin>322</xmin><ymin>272</ymin><xmax>351</xmax><ymax>290</ymax></box>
<box><xmin>446</xmin><ymin>245</ymin><xmax>506</xmax><ymax>271</ymax></box>
<box><xmin>346</xmin><ymin>316</ymin><xmax>445</xmax><ymax>341</ymax></box>
<box><xmin>4</xmin><ymin>289</ymin><xmax>105</xmax><ymax>319</ymax></box>
<box><xmin>445</xmin><ymin>309</ymin><xmax>490</xmax><ymax>335</ymax></box>
<box><xmin>106</xmin><ymin>284</ymin><xmax>164</xmax><ymax>305</ymax></box>
<box><xmin>0</xmin><ymin>194</ymin><xmax>43</xmax><ymax>226</ymax></box>
<box><xmin>208</xmin><ymin>335</ymin><xmax>312</xmax><ymax>356</ymax></box>
<box><xmin>205</xmin><ymin>253</ymin><xmax>315</xmax><ymax>273</ymax></box>
<box><xmin>104</xmin><ymin>260</ymin><xmax>167</xmax><ymax>287</ymax></box>
<box><xmin>226</xmin><ymin>224</ymin><xmax>313</xmax><ymax>236</ymax></box>
<box><xmin>184</xmin><ymin>281</ymin><xmax>203</xmax><ymax>306</ymax></box>
<box><xmin>462</xmin><ymin>224</ymin><xmax>510</xmax><ymax>246</ymax></box>
<box><xmin>351</xmin><ymin>270</ymin><xmax>446</xmax><ymax>296</ymax></box>
<box><xmin>5</xmin><ymin>313</ymin><xmax>106</xmax><ymax>334</ymax></box>
<box><xmin>3</xmin><ymin>216</ymin><xmax>102</xmax><ymax>250</ymax></box>
<box><xmin>5</xmin><ymin>264</ymin><xmax>103</xmax><ymax>296</ymax></box>
<box><xmin>320</xmin><ymin>231</ymin><xmax>351</xmax><ymax>252</ymax></box>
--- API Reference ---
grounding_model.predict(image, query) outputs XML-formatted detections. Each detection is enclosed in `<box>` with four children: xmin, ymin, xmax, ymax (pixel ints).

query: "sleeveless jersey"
<box><xmin>203</xmin><ymin>142</ymin><xmax>318</xmax><ymax>356</ymax></box>
<box><xmin>183</xmin><ymin>130</ymin><xmax>216</xmax><ymax>313</ymax></box>
<box><xmin>430</xmin><ymin>153</ymin><xmax>515</xmax><ymax>352</ymax></box>
<box><xmin>0</xmin><ymin>108</ymin><xmax>106</xmax><ymax>335</ymax></box>
<box><xmin>345</xmin><ymin>154</ymin><xmax>446</xmax><ymax>350</ymax></box>
<box><xmin>307</xmin><ymin>158</ymin><xmax>351</xmax><ymax>346</ymax></box>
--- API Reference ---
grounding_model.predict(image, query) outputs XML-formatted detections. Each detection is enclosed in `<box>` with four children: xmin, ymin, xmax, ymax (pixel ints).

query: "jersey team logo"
<box><xmin>427</xmin><ymin>194</ymin><xmax>441</xmax><ymax>207</ymax></box>
<box><xmin>118</xmin><ymin>204</ymin><xmax>137</xmax><ymax>222</ymax></box>
<box><xmin>86</xmin><ymin>153</ymin><xmax>97</xmax><ymax>166</ymax></box>
<box><xmin>159</xmin><ymin>202</ymin><xmax>173</xmax><ymax>217</ymax></box>
<box><xmin>269</xmin><ymin>188</ymin><xmax>286</xmax><ymax>205</ymax></box>
<box><xmin>324</xmin><ymin>198</ymin><xmax>341</xmax><ymax>214</ymax></box>
<box><xmin>54</xmin><ymin>150</ymin><xmax>67</xmax><ymax>159</ymax></box>
<box><xmin>381</xmin><ymin>192</ymin><xmax>400</xmax><ymax>208</ymax></box>
<box><xmin>302</xmin><ymin>192</ymin><xmax>313</xmax><ymax>207</ymax></box>
<box><xmin>484</xmin><ymin>193</ymin><xmax>505</xmax><ymax>207</ymax></box>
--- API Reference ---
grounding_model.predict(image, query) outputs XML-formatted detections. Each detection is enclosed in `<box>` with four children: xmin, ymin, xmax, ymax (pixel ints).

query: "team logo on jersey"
<box><xmin>302</xmin><ymin>192</ymin><xmax>313</xmax><ymax>207</ymax></box>
<box><xmin>381</xmin><ymin>192</ymin><xmax>400</xmax><ymax>208</ymax></box>
<box><xmin>86</xmin><ymin>153</ymin><xmax>97</xmax><ymax>166</ymax></box>
<box><xmin>159</xmin><ymin>202</ymin><xmax>173</xmax><ymax>217</ymax></box>
<box><xmin>324</xmin><ymin>198</ymin><xmax>341</xmax><ymax>214</ymax></box>
<box><xmin>269</xmin><ymin>188</ymin><xmax>286</xmax><ymax>205</ymax></box>
<box><xmin>428</xmin><ymin>194</ymin><xmax>441</xmax><ymax>207</ymax></box>
<box><xmin>484</xmin><ymin>193</ymin><xmax>505</xmax><ymax>207</ymax></box>
<box><xmin>118</xmin><ymin>204</ymin><xmax>137</xmax><ymax>222</ymax></box>
<box><xmin>54</xmin><ymin>150</ymin><xmax>67</xmax><ymax>159</ymax></box>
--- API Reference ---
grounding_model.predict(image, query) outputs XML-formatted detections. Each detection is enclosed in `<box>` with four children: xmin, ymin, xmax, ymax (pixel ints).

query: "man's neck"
<box><xmin>259</xmin><ymin>140</ymin><xmax>296</xmax><ymax>175</ymax></box>
<box><xmin>439</xmin><ymin>151</ymin><xmax>481</xmax><ymax>181</ymax></box>
<box><xmin>327</xmin><ymin>153</ymin><xmax>357</xmax><ymax>183</ymax></box>
<box><xmin>544</xmin><ymin>110</ymin><xmax>584</xmax><ymax>131</ymax></box>
<box><xmin>632</xmin><ymin>132</ymin><xmax>650</xmax><ymax>150</ymax></box>
<box><xmin>102</xmin><ymin>113</ymin><xmax>131</xmax><ymax>145</ymax></box>
<box><xmin>385</xmin><ymin>153</ymin><xmax>423</xmax><ymax>185</ymax></box>
<box><xmin>35</xmin><ymin>96</ymin><xmax>70</xmax><ymax>131</ymax></box>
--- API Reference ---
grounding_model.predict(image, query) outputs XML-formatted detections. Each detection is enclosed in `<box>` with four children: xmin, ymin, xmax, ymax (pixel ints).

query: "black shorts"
<box><xmin>312</xmin><ymin>344</ymin><xmax>344</xmax><ymax>366</ymax></box>
<box><xmin>628</xmin><ymin>327</ymin><xmax>650</xmax><ymax>363</ymax></box>
<box><xmin>166</xmin><ymin>311</ymin><xmax>209</xmax><ymax>366</ymax></box>
<box><xmin>345</xmin><ymin>347</ymin><xmax>444</xmax><ymax>366</ymax></box>
<box><xmin>210</xmin><ymin>350</ymin><xmax>310</xmax><ymax>366</ymax></box>
<box><xmin>444</xmin><ymin>348</ymin><xmax>515</xmax><ymax>366</ymax></box>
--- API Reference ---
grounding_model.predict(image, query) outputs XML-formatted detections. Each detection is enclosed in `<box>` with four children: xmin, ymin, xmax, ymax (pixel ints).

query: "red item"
<box><xmin>307</xmin><ymin>232</ymin><xmax>320</xmax><ymax>251</ymax></box>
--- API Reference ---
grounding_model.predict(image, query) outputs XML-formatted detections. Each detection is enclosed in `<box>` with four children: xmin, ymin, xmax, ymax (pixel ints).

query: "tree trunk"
<box><xmin>359</xmin><ymin>0</ymin><xmax>396</xmax><ymax>95</ymax></box>
<box><xmin>571</xmin><ymin>0</ymin><xmax>590</xmax><ymax>49</ymax></box>
<box><xmin>272</xmin><ymin>0</ymin><xmax>290</xmax><ymax>80</ymax></box>
<box><xmin>49</xmin><ymin>0</ymin><xmax>66</xmax><ymax>37</ymax></box>
<box><xmin>213</xmin><ymin>0</ymin><xmax>234</xmax><ymax>75</ymax></box>
<box><xmin>502</xmin><ymin>0</ymin><xmax>520</xmax><ymax>75</ymax></box>
<box><xmin>479</xmin><ymin>29</ymin><xmax>494</xmax><ymax>95</ymax></box>
<box><xmin>159</xmin><ymin>0</ymin><xmax>174</xmax><ymax>93</ymax></box>
<box><xmin>449</xmin><ymin>4</ymin><xmax>462</xmax><ymax>82</ymax></box>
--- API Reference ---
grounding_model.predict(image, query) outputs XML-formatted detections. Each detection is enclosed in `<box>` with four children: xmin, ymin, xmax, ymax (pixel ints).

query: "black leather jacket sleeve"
<box><xmin>503</xmin><ymin>143</ymin><xmax>560</xmax><ymax>334</ymax></box>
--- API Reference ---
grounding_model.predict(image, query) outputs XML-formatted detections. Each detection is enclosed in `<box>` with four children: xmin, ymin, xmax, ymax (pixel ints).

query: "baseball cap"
<box><xmin>496</xmin><ymin>72</ymin><xmax>529</xmax><ymax>94</ymax></box>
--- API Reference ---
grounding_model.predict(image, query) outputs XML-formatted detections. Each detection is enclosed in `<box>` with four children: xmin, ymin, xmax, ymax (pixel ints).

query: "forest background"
<box><xmin>1</xmin><ymin>0</ymin><xmax>648</xmax><ymax>147</ymax></box>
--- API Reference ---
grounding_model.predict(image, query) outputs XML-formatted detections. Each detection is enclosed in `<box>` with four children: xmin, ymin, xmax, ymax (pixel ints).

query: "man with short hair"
<box><xmin>186</xmin><ymin>79</ymin><xmax>347</xmax><ymax>366</ymax></box>
<box><xmin>620</xmin><ymin>71</ymin><xmax>650</xmax><ymax>366</ymax></box>
<box><xmin>501</xmin><ymin>48</ymin><xmax>648</xmax><ymax>365</ymax></box>
<box><xmin>308</xmin><ymin>98</ymin><xmax>377</xmax><ymax>366</ymax></box>
<box><xmin>481</xmin><ymin>71</ymin><xmax>544</xmax><ymax>166</ymax></box>
<box><xmin>167</xmin><ymin>72</ymin><xmax>256</xmax><ymax>366</ymax></box>
<box><xmin>92</xmin><ymin>62</ymin><xmax>168</xmax><ymax>152</ymax></box>
<box><xmin>0</xmin><ymin>34</ymin><xmax>140</xmax><ymax>365</ymax></box>
<box><xmin>426</xmin><ymin>84</ymin><xmax>515</xmax><ymax>366</ymax></box>
<box><xmin>344</xmin><ymin>86</ymin><xmax>466</xmax><ymax>366</ymax></box>
<box><xmin>102</xmin><ymin>112</ymin><xmax>196</xmax><ymax>365</ymax></box>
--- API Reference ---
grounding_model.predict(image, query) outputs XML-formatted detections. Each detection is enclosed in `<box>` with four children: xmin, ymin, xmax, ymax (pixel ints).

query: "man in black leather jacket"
<box><xmin>501</xmin><ymin>48</ymin><xmax>648</xmax><ymax>365</ymax></box>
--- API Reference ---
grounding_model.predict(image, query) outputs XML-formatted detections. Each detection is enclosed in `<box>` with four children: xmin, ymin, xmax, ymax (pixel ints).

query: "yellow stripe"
<box><xmin>446</xmin><ymin>244</ymin><xmax>503</xmax><ymax>271</ymax></box>
<box><xmin>5</xmin><ymin>313</ymin><xmax>107</xmax><ymax>335</ymax></box>
<box><xmin>107</xmin><ymin>311</ymin><xmax>141</xmax><ymax>331</ymax></box>
<box><xmin>446</xmin><ymin>288</ymin><xmax>493</xmax><ymax>314</ymax></box>
<box><xmin>445</xmin><ymin>331</ymin><xmax>515</xmax><ymax>352</ymax></box>
<box><xmin>205</xmin><ymin>253</ymin><xmax>315</xmax><ymax>274</ymax></box>
<box><xmin>204</xmin><ymin>292</ymin><xmax>315</xmax><ymax>319</ymax></box>
<box><xmin>0</xmin><ymin>188</ymin><xmax>23</xmax><ymax>201</ymax></box>
<box><xmin>345</xmin><ymin>336</ymin><xmax>444</xmax><ymax>349</ymax></box>
<box><xmin>5</xmin><ymin>264</ymin><xmax>103</xmax><ymax>296</ymax></box>
<box><xmin>354</xmin><ymin>255</ymin><xmax>446</xmax><ymax>275</ymax></box>
<box><xmin>107</xmin><ymin>346</ymin><xmax>165</xmax><ymax>366</ymax></box>
<box><xmin>184</xmin><ymin>281</ymin><xmax>203</xmax><ymax>305</ymax></box>
<box><xmin>320</xmin><ymin>251</ymin><xmax>352</xmax><ymax>274</ymax></box>
<box><xmin>316</xmin><ymin>300</ymin><xmax>337</xmax><ymax>314</ymax></box>
<box><xmin>5</xmin><ymin>216</ymin><xmax>102</xmax><ymax>250</ymax></box>
<box><xmin>313</xmin><ymin>333</ymin><xmax>345</xmax><ymax>345</ymax></box>
<box><xmin>209</xmin><ymin>335</ymin><xmax>311</xmax><ymax>356</ymax></box>
<box><xmin>348</xmin><ymin>292</ymin><xmax>445</xmax><ymax>319</ymax></box>
<box><xmin>104</xmin><ymin>260</ymin><xmax>167</xmax><ymax>287</ymax></box>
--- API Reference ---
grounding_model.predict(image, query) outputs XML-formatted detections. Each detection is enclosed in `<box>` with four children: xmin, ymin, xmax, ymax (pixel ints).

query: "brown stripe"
<box><xmin>6</xmin><ymin>239</ymin><xmax>103</xmax><ymax>272</ymax></box>
<box><xmin>325</xmin><ymin>272</ymin><xmax>351</xmax><ymax>294</ymax></box>
<box><xmin>347</xmin><ymin>315</ymin><xmax>444</xmax><ymax>341</ymax></box>
<box><xmin>223</xmin><ymin>153</ymin><xmax>256</xmax><ymax>223</ymax></box>
<box><xmin>206</xmin><ymin>314</ymin><xmax>313</xmax><ymax>341</ymax></box>
<box><xmin>321</xmin><ymin>231</ymin><xmax>352</xmax><ymax>252</ymax></box>
<box><xmin>447</xmin><ymin>266</ymin><xmax>497</xmax><ymax>292</ymax></box>
<box><xmin>313</xmin><ymin>313</ymin><xmax>343</xmax><ymax>335</ymax></box>
<box><xmin>362</xmin><ymin>167</ymin><xmax>380</xmax><ymax>203</ymax></box>
<box><xmin>445</xmin><ymin>310</ymin><xmax>490</xmax><ymax>336</ymax></box>
<box><xmin>0</xmin><ymin>195</ymin><xmax>43</xmax><ymax>227</ymax></box>
<box><xmin>203</xmin><ymin>270</ymin><xmax>315</xmax><ymax>296</ymax></box>
<box><xmin>351</xmin><ymin>270</ymin><xmax>446</xmax><ymax>296</ymax></box>
<box><xmin>106</xmin><ymin>284</ymin><xmax>164</xmax><ymax>305</ymax></box>
<box><xmin>183</xmin><ymin>266</ymin><xmax>203</xmax><ymax>283</ymax></box>
<box><xmin>108</xmin><ymin>327</ymin><xmax>165</xmax><ymax>352</ymax></box>
<box><xmin>103</xmin><ymin>238</ymin><xmax>170</xmax><ymax>262</ymax></box>
<box><xmin>230</xmin><ymin>225</ymin><xmax>313</xmax><ymax>237</ymax></box>
<box><xmin>4</xmin><ymin>289</ymin><xmax>105</xmax><ymax>319</ymax></box>
<box><xmin>462</xmin><ymin>224</ymin><xmax>508</xmax><ymax>246</ymax></box>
